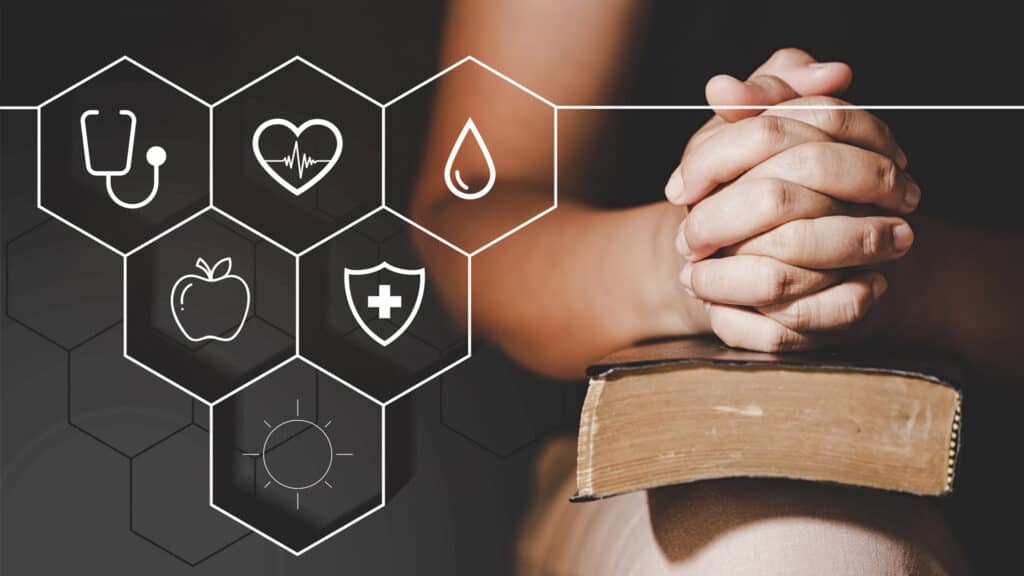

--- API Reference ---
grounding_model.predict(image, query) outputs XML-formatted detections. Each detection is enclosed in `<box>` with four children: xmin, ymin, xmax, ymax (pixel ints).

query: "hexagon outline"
<box><xmin>210</xmin><ymin>204</ymin><xmax>299</xmax><ymax>257</ymax></box>
<box><xmin>129</xmin><ymin>423</ymin><xmax>253</xmax><ymax>566</ymax></box>
<box><xmin>39</xmin><ymin>55</ymin><xmax>211</xmax><ymax>109</ymax></box>
<box><xmin>36</xmin><ymin>56</ymin><xmax>213</xmax><ymax>256</ymax></box>
<box><xmin>121</xmin><ymin>205</ymin><xmax>298</xmax><ymax>406</ymax></box>
<box><xmin>439</xmin><ymin>371</ymin><xmax>568</xmax><ymax>460</ymax></box>
<box><xmin>212</xmin><ymin>55</ymin><xmax>383</xmax><ymax>108</ymax></box>
<box><xmin>296</xmin><ymin>204</ymin><xmax>472</xmax><ymax>406</ymax></box>
<box><xmin>210</xmin><ymin>55</ymin><xmax>384</xmax><ymax>254</ymax></box>
<box><xmin>4</xmin><ymin>218</ymin><xmax>120</xmax><ymax>352</ymax></box>
<box><xmin>383</xmin><ymin>55</ymin><xmax>554</xmax><ymax>109</ymax></box>
<box><xmin>382</xmin><ymin>55</ymin><xmax>558</xmax><ymax>257</ymax></box>
<box><xmin>208</xmin><ymin>359</ymin><xmax>387</xmax><ymax>556</ymax></box>
<box><xmin>67</xmin><ymin>321</ymin><xmax>195</xmax><ymax>459</ymax></box>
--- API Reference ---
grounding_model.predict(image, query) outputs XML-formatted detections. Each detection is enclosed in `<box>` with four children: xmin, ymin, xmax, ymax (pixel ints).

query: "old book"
<box><xmin>575</xmin><ymin>338</ymin><xmax>963</xmax><ymax>501</ymax></box>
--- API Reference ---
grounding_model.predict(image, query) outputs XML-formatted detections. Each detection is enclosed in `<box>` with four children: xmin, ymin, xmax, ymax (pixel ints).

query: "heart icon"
<box><xmin>252</xmin><ymin>118</ymin><xmax>343</xmax><ymax>196</ymax></box>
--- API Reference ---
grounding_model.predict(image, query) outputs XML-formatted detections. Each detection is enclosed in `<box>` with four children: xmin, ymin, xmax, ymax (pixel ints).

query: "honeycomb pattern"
<box><xmin>211</xmin><ymin>359</ymin><xmax>394</xmax><ymax>554</ymax></box>
<box><xmin>440</xmin><ymin>342</ymin><xmax>565</xmax><ymax>458</ymax></box>
<box><xmin>69</xmin><ymin>322</ymin><xmax>193</xmax><ymax>456</ymax></box>
<box><xmin>131</xmin><ymin>426</ymin><xmax>252</xmax><ymax>565</ymax></box>
<box><xmin>9</xmin><ymin>53</ymin><xmax>557</xmax><ymax>558</ymax></box>
<box><xmin>7</xmin><ymin>220</ymin><xmax>120</xmax><ymax>349</ymax></box>
<box><xmin>38</xmin><ymin>58</ymin><xmax>210</xmax><ymax>254</ymax></box>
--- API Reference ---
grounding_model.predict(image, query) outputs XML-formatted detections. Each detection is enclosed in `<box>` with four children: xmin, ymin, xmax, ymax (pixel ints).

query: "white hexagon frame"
<box><xmin>211</xmin><ymin>55</ymin><xmax>385</xmax><ymax>257</ymax></box>
<box><xmin>296</xmin><ymin>203</ymin><xmax>473</xmax><ymax>408</ymax></box>
<box><xmin>119</xmin><ymin>204</ymin><xmax>297</xmax><ymax>406</ymax></box>
<box><xmin>21</xmin><ymin>53</ymin><xmax>556</xmax><ymax>557</ymax></box>
<box><xmin>36</xmin><ymin>55</ymin><xmax>212</xmax><ymax>256</ymax></box>
<box><xmin>383</xmin><ymin>55</ymin><xmax>559</xmax><ymax>256</ymax></box>
<box><xmin>208</xmin><ymin>358</ymin><xmax>388</xmax><ymax>556</ymax></box>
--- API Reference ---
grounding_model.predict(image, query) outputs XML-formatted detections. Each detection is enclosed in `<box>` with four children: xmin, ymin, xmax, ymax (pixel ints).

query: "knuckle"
<box><xmin>758</xmin><ymin>179</ymin><xmax>794</xmax><ymax>222</ymax></box>
<box><xmin>764</xmin><ymin>263</ymin><xmax>794</xmax><ymax>302</ymax></box>
<box><xmin>801</xmin><ymin>98</ymin><xmax>850</xmax><ymax>134</ymax></box>
<box><xmin>876</xmin><ymin>156</ymin><xmax>898</xmax><ymax>195</ymax></box>
<box><xmin>860</xmin><ymin>222</ymin><xmax>888</xmax><ymax>257</ymax></box>
<box><xmin>823</xmin><ymin>107</ymin><xmax>852</xmax><ymax>137</ymax></box>
<box><xmin>753</xmin><ymin>115</ymin><xmax>789</xmax><ymax>148</ymax></box>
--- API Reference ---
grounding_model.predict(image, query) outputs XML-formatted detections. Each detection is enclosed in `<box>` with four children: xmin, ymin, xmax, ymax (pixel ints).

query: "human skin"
<box><xmin>413</xmin><ymin>0</ymin><xmax>1024</xmax><ymax>381</ymax></box>
<box><xmin>665</xmin><ymin>81</ymin><xmax>919</xmax><ymax>349</ymax></box>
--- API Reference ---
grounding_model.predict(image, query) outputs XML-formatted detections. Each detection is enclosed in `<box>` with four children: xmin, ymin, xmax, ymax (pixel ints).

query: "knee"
<box><xmin>648</xmin><ymin>479</ymin><xmax>971</xmax><ymax>576</ymax></box>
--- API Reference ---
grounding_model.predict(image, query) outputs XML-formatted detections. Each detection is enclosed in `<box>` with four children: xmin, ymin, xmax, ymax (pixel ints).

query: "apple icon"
<box><xmin>170</xmin><ymin>257</ymin><xmax>251</xmax><ymax>343</ymax></box>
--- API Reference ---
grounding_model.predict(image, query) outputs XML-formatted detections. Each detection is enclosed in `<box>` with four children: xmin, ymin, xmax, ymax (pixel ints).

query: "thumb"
<box><xmin>706</xmin><ymin>48</ymin><xmax>853</xmax><ymax>123</ymax></box>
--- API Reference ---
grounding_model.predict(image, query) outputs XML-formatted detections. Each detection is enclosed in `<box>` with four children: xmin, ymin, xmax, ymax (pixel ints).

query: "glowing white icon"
<box><xmin>170</xmin><ymin>257</ymin><xmax>251</xmax><ymax>343</ymax></box>
<box><xmin>243</xmin><ymin>397</ymin><xmax>354</xmax><ymax>511</ymax></box>
<box><xmin>79</xmin><ymin>109</ymin><xmax>167</xmax><ymax>209</ymax></box>
<box><xmin>252</xmin><ymin>118</ymin><xmax>343</xmax><ymax>196</ymax></box>
<box><xmin>444</xmin><ymin>117</ymin><xmax>495</xmax><ymax>200</ymax></box>
<box><xmin>344</xmin><ymin>261</ymin><xmax>425</xmax><ymax>347</ymax></box>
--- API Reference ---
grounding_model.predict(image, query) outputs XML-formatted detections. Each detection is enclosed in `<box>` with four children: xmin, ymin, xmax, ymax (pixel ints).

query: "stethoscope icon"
<box><xmin>79</xmin><ymin>109</ymin><xmax>167</xmax><ymax>210</ymax></box>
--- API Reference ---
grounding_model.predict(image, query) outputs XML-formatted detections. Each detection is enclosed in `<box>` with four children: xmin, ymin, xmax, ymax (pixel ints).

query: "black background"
<box><xmin>3</xmin><ymin>1</ymin><xmax>1024</xmax><ymax>574</ymax></box>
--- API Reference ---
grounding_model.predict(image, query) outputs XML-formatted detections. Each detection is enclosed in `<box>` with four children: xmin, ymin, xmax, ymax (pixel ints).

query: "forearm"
<box><xmin>884</xmin><ymin>216</ymin><xmax>1024</xmax><ymax>376</ymax></box>
<box><xmin>414</xmin><ymin>191</ymin><xmax>706</xmax><ymax>379</ymax></box>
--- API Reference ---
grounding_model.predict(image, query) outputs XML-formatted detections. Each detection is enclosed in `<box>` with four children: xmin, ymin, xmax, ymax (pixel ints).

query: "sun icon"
<box><xmin>243</xmin><ymin>397</ymin><xmax>354</xmax><ymax>510</ymax></box>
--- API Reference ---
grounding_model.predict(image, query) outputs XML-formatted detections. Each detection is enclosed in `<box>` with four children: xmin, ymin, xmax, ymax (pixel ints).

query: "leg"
<box><xmin>518</xmin><ymin>438</ymin><xmax>971</xmax><ymax>576</ymax></box>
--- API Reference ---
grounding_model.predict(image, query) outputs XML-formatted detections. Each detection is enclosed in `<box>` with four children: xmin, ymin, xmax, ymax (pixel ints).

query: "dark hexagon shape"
<box><xmin>441</xmin><ymin>342</ymin><xmax>565</xmax><ymax>458</ymax></box>
<box><xmin>385</xmin><ymin>57</ymin><xmax>555</xmax><ymax>254</ymax></box>
<box><xmin>212</xmin><ymin>57</ymin><xmax>381</xmax><ymax>253</ymax></box>
<box><xmin>7</xmin><ymin>219</ymin><xmax>120</xmax><ymax>348</ymax></box>
<box><xmin>212</xmin><ymin>358</ymin><xmax>384</xmax><ymax>555</ymax></box>
<box><xmin>39</xmin><ymin>57</ymin><xmax>209</xmax><ymax>254</ymax></box>
<box><xmin>0</xmin><ymin>322</ymin><xmax>68</xmax><ymax>470</ymax></box>
<box><xmin>2</xmin><ymin>110</ymin><xmax>48</xmax><ymax>239</ymax></box>
<box><xmin>131</xmin><ymin>425</ymin><xmax>250</xmax><ymax>566</ymax></box>
<box><xmin>70</xmin><ymin>322</ymin><xmax>192</xmax><ymax>456</ymax></box>
<box><xmin>125</xmin><ymin>209</ymin><xmax>295</xmax><ymax>403</ymax></box>
<box><xmin>298</xmin><ymin>208</ymin><xmax>468</xmax><ymax>403</ymax></box>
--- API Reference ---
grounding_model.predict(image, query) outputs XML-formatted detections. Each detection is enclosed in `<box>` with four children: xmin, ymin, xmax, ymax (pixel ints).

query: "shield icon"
<box><xmin>343</xmin><ymin>261</ymin><xmax>426</xmax><ymax>347</ymax></box>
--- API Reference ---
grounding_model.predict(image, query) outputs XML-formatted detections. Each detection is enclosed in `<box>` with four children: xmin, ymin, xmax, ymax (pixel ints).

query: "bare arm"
<box><xmin>418</xmin><ymin>0</ymin><xmax>1003</xmax><ymax>385</ymax></box>
<box><xmin>412</xmin><ymin>0</ymin><xmax>703</xmax><ymax>379</ymax></box>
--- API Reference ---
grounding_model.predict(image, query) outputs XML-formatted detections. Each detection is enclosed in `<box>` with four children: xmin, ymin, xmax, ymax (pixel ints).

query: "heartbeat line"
<box><xmin>265</xmin><ymin>141</ymin><xmax>333</xmax><ymax>180</ymax></box>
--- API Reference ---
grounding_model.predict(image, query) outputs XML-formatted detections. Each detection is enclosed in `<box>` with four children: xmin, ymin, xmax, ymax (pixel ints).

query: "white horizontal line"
<box><xmin>555</xmin><ymin>105</ymin><xmax>1024</xmax><ymax>110</ymax></box>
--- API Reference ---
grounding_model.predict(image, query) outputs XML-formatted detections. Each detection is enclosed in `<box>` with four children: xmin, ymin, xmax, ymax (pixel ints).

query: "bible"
<box><xmin>575</xmin><ymin>338</ymin><xmax>962</xmax><ymax>501</ymax></box>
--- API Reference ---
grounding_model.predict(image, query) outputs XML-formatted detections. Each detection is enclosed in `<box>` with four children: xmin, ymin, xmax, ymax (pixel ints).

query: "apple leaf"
<box><xmin>210</xmin><ymin>257</ymin><xmax>233</xmax><ymax>279</ymax></box>
<box><xmin>195</xmin><ymin>257</ymin><xmax>212</xmax><ymax>277</ymax></box>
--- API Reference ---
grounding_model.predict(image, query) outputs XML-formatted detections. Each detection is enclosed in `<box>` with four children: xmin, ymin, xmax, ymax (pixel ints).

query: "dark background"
<box><xmin>3</xmin><ymin>1</ymin><xmax>1024</xmax><ymax>574</ymax></box>
<box><xmin>1</xmin><ymin>2</ymin><xmax>578</xmax><ymax>574</ymax></box>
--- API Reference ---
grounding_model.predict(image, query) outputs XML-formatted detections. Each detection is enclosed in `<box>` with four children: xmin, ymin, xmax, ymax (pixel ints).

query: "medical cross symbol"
<box><xmin>344</xmin><ymin>262</ymin><xmax>425</xmax><ymax>347</ymax></box>
<box><xmin>367</xmin><ymin>284</ymin><xmax>402</xmax><ymax>319</ymax></box>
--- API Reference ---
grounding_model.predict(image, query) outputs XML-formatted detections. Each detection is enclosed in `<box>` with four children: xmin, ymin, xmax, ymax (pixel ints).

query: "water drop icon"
<box><xmin>444</xmin><ymin>117</ymin><xmax>496</xmax><ymax>200</ymax></box>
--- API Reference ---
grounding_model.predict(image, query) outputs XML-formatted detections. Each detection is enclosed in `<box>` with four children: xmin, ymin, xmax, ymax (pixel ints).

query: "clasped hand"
<box><xmin>665</xmin><ymin>49</ymin><xmax>918</xmax><ymax>351</ymax></box>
